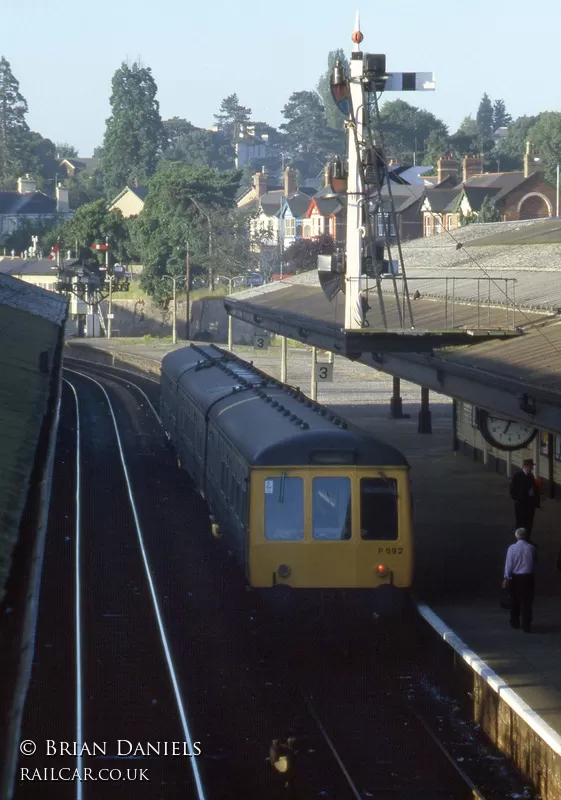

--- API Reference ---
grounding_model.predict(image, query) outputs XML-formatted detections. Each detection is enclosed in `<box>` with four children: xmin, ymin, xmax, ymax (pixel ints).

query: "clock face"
<box><xmin>478</xmin><ymin>410</ymin><xmax>537</xmax><ymax>451</ymax></box>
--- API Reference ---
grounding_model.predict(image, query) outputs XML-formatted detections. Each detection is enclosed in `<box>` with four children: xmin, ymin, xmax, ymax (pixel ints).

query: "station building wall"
<box><xmin>455</xmin><ymin>399</ymin><xmax>561</xmax><ymax>497</ymax></box>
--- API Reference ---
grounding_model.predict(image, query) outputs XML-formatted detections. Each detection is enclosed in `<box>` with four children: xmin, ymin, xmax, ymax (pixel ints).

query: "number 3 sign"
<box><xmin>253</xmin><ymin>333</ymin><xmax>269</xmax><ymax>350</ymax></box>
<box><xmin>314</xmin><ymin>363</ymin><xmax>333</xmax><ymax>382</ymax></box>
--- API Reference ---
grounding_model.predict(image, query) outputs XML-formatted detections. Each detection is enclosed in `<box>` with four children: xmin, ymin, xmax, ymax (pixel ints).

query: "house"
<box><xmin>377</xmin><ymin>184</ymin><xmax>425</xmax><ymax>242</ymax></box>
<box><xmin>0</xmin><ymin>176</ymin><xmax>70</xmax><ymax>242</ymax></box>
<box><xmin>241</xmin><ymin>168</ymin><xmax>315</xmax><ymax>260</ymax></box>
<box><xmin>59</xmin><ymin>157</ymin><xmax>99</xmax><ymax>179</ymax></box>
<box><xmin>108</xmin><ymin>185</ymin><xmax>148</xmax><ymax>218</ymax></box>
<box><xmin>0</xmin><ymin>256</ymin><xmax>93</xmax><ymax>336</ymax></box>
<box><xmin>280</xmin><ymin>191</ymin><xmax>316</xmax><ymax>249</ymax></box>
<box><xmin>303</xmin><ymin>185</ymin><xmax>346</xmax><ymax>242</ymax></box>
<box><xmin>422</xmin><ymin>146</ymin><xmax>557</xmax><ymax>236</ymax></box>
<box><xmin>235</xmin><ymin>126</ymin><xmax>269</xmax><ymax>169</ymax></box>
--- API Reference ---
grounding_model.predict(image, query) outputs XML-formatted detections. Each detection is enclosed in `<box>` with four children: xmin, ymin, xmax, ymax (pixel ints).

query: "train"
<box><xmin>161</xmin><ymin>343</ymin><xmax>413</xmax><ymax>610</ymax></box>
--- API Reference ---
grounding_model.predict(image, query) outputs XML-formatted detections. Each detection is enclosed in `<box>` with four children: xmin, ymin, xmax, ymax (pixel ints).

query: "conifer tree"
<box><xmin>0</xmin><ymin>57</ymin><xmax>30</xmax><ymax>189</ymax></box>
<box><xmin>101</xmin><ymin>62</ymin><xmax>164</xmax><ymax>197</ymax></box>
<box><xmin>476</xmin><ymin>93</ymin><xmax>494</xmax><ymax>139</ymax></box>
<box><xmin>492</xmin><ymin>99</ymin><xmax>512</xmax><ymax>131</ymax></box>
<box><xmin>214</xmin><ymin>94</ymin><xmax>252</xmax><ymax>143</ymax></box>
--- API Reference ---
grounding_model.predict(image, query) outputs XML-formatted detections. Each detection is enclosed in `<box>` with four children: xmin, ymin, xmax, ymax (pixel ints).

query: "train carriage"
<box><xmin>161</xmin><ymin>344</ymin><xmax>413</xmax><ymax>607</ymax></box>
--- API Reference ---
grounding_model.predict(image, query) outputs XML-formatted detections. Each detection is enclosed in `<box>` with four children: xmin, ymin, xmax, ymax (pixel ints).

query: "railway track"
<box><xmin>15</xmin><ymin>367</ymin><xmax>205</xmax><ymax>800</ymax></box>
<box><xmin>13</xmin><ymin>359</ymin><xmax>534</xmax><ymax>799</ymax></box>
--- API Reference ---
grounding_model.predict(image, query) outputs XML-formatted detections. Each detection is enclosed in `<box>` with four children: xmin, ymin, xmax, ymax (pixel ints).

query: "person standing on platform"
<box><xmin>503</xmin><ymin>528</ymin><xmax>537</xmax><ymax>633</ymax></box>
<box><xmin>510</xmin><ymin>458</ymin><xmax>540</xmax><ymax>536</ymax></box>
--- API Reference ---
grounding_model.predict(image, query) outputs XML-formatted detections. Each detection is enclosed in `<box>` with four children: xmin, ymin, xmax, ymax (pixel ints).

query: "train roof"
<box><xmin>162</xmin><ymin>344</ymin><xmax>408</xmax><ymax>468</ymax></box>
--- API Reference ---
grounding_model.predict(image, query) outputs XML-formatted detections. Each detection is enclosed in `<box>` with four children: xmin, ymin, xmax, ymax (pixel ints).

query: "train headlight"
<box><xmin>277</xmin><ymin>564</ymin><xmax>291</xmax><ymax>578</ymax></box>
<box><xmin>376</xmin><ymin>564</ymin><xmax>389</xmax><ymax>577</ymax></box>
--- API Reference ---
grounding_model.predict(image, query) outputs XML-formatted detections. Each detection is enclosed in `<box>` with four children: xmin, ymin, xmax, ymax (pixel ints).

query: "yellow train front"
<box><xmin>161</xmin><ymin>344</ymin><xmax>413</xmax><ymax>610</ymax></box>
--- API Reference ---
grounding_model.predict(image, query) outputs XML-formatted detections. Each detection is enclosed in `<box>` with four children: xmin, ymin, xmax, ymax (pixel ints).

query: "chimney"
<box><xmin>253</xmin><ymin>167</ymin><xmax>268</xmax><ymax>198</ymax></box>
<box><xmin>56</xmin><ymin>183</ymin><xmax>70</xmax><ymax>213</ymax></box>
<box><xmin>524</xmin><ymin>141</ymin><xmax>542</xmax><ymax>179</ymax></box>
<box><xmin>17</xmin><ymin>174</ymin><xmax>37</xmax><ymax>194</ymax></box>
<box><xmin>284</xmin><ymin>167</ymin><xmax>297</xmax><ymax>197</ymax></box>
<box><xmin>462</xmin><ymin>155</ymin><xmax>484</xmax><ymax>183</ymax></box>
<box><xmin>437</xmin><ymin>154</ymin><xmax>458</xmax><ymax>185</ymax></box>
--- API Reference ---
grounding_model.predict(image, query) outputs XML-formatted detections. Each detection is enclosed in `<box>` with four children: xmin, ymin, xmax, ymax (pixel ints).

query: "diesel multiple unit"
<box><xmin>161</xmin><ymin>344</ymin><xmax>413</xmax><ymax>602</ymax></box>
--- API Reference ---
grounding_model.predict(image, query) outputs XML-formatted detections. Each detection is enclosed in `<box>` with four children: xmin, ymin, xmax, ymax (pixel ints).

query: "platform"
<box><xmin>66</xmin><ymin>339</ymin><xmax>561</xmax><ymax>779</ymax></box>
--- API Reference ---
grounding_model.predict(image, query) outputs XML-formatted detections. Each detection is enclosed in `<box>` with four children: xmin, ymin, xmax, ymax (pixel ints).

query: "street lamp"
<box><xmin>162</xmin><ymin>274</ymin><xmax>186</xmax><ymax>344</ymax></box>
<box><xmin>216</xmin><ymin>273</ymin><xmax>246</xmax><ymax>294</ymax></box>
<box><xmin>216</xmin><ymin>273</ymin><xmax>246</xmax><ymax>351</ymax></box>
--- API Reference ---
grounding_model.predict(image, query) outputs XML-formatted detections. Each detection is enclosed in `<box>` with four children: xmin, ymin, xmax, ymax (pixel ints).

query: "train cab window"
<box><xmin>360</xmin><ymin>477</ymin><xmax>398</xmax><ymax>540</ymax></box>
<box><xmin>312</xmin><ymin>477</ymin><xmax>351</xmax><ymax>540</ymax></box>
<box><xmin>264</xmin><ymin>476</ymin><xmax>304</xmax><ymax>541</ymax></box>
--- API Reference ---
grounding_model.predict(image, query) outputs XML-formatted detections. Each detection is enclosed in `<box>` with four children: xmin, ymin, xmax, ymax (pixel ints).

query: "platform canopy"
<box><xmin>224</xmin><ymin>273</ymin><xmax>524</xmax><ymax>358</ymax></box>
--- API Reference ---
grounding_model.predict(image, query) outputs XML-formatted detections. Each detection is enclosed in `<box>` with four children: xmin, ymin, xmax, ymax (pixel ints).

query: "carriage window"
<box><xmin>360</xmin><ymin>477</ymin><xmax>398</xmax><ymax>540</ymax></box>
<box><xmin>264</xmin><ymin>476</ymin><xmax>304</xmax><ymax>541</ymax></box>
<box><xmin>312</xmin><ymin>477</ymin><xmax>351</xmax><ymax>540</ymax></box>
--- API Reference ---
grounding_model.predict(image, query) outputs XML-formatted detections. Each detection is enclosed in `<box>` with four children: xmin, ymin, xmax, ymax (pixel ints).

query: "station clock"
<box><xmin>477</xmin><ymin>409</ymin><xmax>538</xmax><ymax>451</ymax></box>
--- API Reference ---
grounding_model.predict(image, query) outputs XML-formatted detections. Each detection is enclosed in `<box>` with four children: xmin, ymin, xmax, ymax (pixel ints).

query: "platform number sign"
<box><xmin>314</xmin><ymin>362</ymin><xmax>333</xmax><ymax>383</ymax></box>
<box><xmin>253</xmin><ymin>332</ymin><xmax>270</xmax><ymax>350</ymax></box>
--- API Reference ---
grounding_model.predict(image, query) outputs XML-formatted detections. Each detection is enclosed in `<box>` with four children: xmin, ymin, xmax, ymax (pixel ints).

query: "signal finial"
<box><xmin>352</xmin><ymin>10</ymin><xmax>364</xmax><ymax>49</ymax></box>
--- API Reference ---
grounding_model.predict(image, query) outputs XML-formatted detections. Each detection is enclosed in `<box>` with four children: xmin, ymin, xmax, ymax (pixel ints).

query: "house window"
<box><xmin>377</xmin><ymin>214</ymin><xmax>396</xmax><ymax>238</ymax></box>
<box><xmin>285</xmin><ymin>218</ymin><xmax>295</xmax><ymax>237</ymax></box>
<box><xmin>313</xmin><ymin>216</ymin><xmax>322</xmax><ymax>236</ymax></box>
<box><xmin>303</xmin><ymin>224</ymin><xmax>311</xmax><ymax>238</ymax></box>
<box><xmin>434</xmin><ymin>215</ymin><xmax>443</xmax><ymax>234</ymax></box>
<box><xmin>295</xmin><ymin>221</ymin><xmax>302</xmax><ymax>237</ymax></box>
<box><xmin>540</xmin><ymin>431</ymin><xmax>549</xmax><ymax>456</ymax></box>
<box><xmin>447</xmin><ymin>215</ymin><xmax>454</xmax><ymax>230</ymax></box>
<box><xmin>424</xmin><ymin>215</ymin><xmax>432</xmax><ymax>237</ymax></box>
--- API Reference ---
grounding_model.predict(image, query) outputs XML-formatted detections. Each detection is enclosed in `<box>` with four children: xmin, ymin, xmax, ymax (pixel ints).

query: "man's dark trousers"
<box><xmin>514</xmin><ymin>503</ymin><xmax>535</xmax><ymax>535</ymax></box>
<box><xmin>509</xmin><ymin>574</ymin><xmax>534</xmax><ymax>632</ymax></box>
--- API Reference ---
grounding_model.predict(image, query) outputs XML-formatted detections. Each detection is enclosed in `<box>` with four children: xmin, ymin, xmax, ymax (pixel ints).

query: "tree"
<box><xmin>476</xmin><ymin>93</ymin><xmax>494</xmax><ymax>139</ymax></box>
<box><xmin>280</xmin><ymin>91</ymin><xmax>343</xmax><ymax>177</ymax></box>
<box><xmin>101</xmin><ymin>62</ymin><xmax>164</xmax><ymax>197</ymax></box>
<box><xmin>317</xmin><ymin>49</ymin><xmax>349</xmax><ymax>131</ymax></box>
<box><xmin>492</xmin><ymin>99</ymin><xmax>512</xmax><ymax>131</ymax></box>
<box><xmin>495</xmin><ymin>115</ymin><xmax>538</xmax><ymax>171</ymax></box>
<box><xmin>0</xmin><ymin>56</ymin><xmax>30</xmax><ymax>189</ymax></box>
<box><xmin>56</xmin><ymin>198</ymin><xmax>131</xmax><ymax>266</ymax></box>
<box><xmin>214</xmin><ymin>94</ymin><xmax>252</xmax><ymax>143</ymax></box>
<box><xmin>423</xmin><ymin>130</ymin><xmax>451</xmax><ymax>170</ymax></box>
<box><xmin>456</xmin><ymin>115</ymin><xmax>478</xmax><ymax>137</ymax></box>
<box><xmin>56</xmin><ymin>142</ymin><xmax>78</xmax><ymax>159</ymax></box>
<box><xmin>379</xmin><ymin>99</ymin><xmax>448</xmax><ymax>164</ymax></box>
<box><xmin>163</xmin><ymin>117</ymin><xmax>196</xmax><ymax>149</ymax></box>
<box><xmin>161</xmin><ymin>124</ymin><xmax>234</xmax><ymax>171</ymax></box>
<box><xmin>129</xmin><ymin>163</ymin><xmax>241</xmax><ymax>300</ymax></box>
<box><xmin>28</xmin><ymin>133</ymin><xmax>59</xmax><ymax>192</ymax></box>
<box><xmin>282</xmin><ymin>234</ymin><xmax>335</xmax><ymax>273</ymax></box>
<box><xmin>459</xmin><ymin>195</ymin><xmax>501</xmax><ymax>226</ymax></box>
<box><xmin>527</xmin><ymin>112</ymin><xmax>561</xmax><ymax>183</ymax></box>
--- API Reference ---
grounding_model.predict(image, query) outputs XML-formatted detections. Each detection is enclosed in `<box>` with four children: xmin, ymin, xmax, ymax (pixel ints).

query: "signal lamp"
<box><xmin>330</xmin><ymin>60</ymin><xmax>350</xmax><ymax>116</ymax></box>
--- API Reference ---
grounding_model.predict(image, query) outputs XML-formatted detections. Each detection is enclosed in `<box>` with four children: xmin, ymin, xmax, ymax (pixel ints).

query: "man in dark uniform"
<box><xmin>510</xmin><ymin>458</ymin><xmax>540</xmax><ymax>536</ymax></box>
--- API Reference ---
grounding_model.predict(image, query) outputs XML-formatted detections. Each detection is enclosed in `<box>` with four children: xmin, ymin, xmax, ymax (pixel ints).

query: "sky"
<box><xmin>4</xmin><ymin>0</ymin><xmax>561</xmax><ymax>156</ymax></box>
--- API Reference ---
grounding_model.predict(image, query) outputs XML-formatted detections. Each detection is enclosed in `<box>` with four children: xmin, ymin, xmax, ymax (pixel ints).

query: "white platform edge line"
<box><xmin>416</xmin><ymin>602</ymin><xmax>561</xmax><ymax>756</ymax></box>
